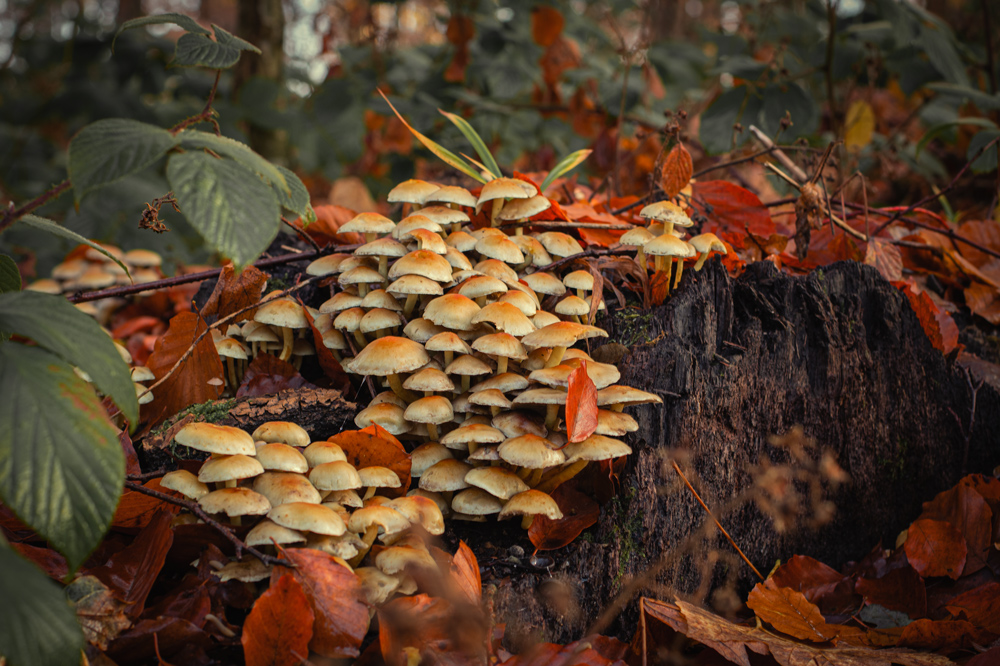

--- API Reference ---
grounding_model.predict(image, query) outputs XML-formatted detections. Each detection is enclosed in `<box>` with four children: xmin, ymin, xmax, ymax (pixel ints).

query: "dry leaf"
<box><xmin>661</xmin><ymin>143</ymin><xmax>693</xmax><ymax>200</ymax></box>
<box><xmin>565</xmin><ymin>361</ymin><xmax>598</xmax><ymax>444</ymax></box>
<box><xmin>746</xmin><ymin>578</ymin><xmax>842</xmax><ymax>642</ymax></box>
<box><xmin>243</xmin><ymin>574</ymin><xmax>314</xmax><ymax>666</ymax></box>
<box><xmin>903</xmin><ymin>519</ymin><xmax>967</xmax><ymax>580</ymax></box>
<box><xmin>864</xmin><ymin>238</ymin><xmax>903</xmax><ymax>282</ymax></box>
<box><xmin>67</xmin><ymin>576</ymin><xmax>133</xmax><ymax>650</ymax></box>
<box><xmin>200</xmin><ymin>262</ymin><xmax>268</xmax><ymax>324</ymax></box>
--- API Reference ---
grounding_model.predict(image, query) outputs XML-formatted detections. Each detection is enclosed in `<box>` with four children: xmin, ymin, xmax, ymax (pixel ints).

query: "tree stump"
<box><xmin>483</xmin><ymin>260</ymin><xmax>1000</xmax><ymax>647</ymax></box>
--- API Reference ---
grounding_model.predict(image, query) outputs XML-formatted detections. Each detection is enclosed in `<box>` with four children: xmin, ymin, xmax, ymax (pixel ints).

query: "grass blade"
<box><xmin>539</xmin><ymin>149</ymin><xmax>592</xmax><ymax>192</ymax></box>
<box><xmin>440</xmin><ymin>110</ymin><xmax>502</xmax><ymax>179</ymax></box>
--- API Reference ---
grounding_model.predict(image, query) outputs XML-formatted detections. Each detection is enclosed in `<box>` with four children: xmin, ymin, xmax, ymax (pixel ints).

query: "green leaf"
<box><xmin>0</xmin><ymin>292</ymin><xmax>138</xmax><ymax>426</ymax></box>
<box><xmin>539</xmin><ymin>149</ymin><xmax>593</xmax><ymax>193</ymax></box>
<box><xmin>378</xmin><ymin>90</ymin><xmax>487</xmax><ymax>184</ymax></box>
<box><xmin>68</xmin><ymin>119</ymin><xmax>178</xmax><ymax>204</ymax></box>
<box><xmin>167</xmin><ymin>151</ymin><xmax>280</xmax><ymax>267</ymax></box>
<box><xmin>211</xmin><ymin>24</ymin><xmax>261</xmax><ymax>55</ymax></box>
<box><xmin>173</xmin><ymin>32</ymin><xmax>242</xmax><ymax>69</ymax></box>
<box><xmin>0</xmin><ymin>546</ymin><xmax>84</xmax><ymax>666</ymax></box>
<box><xmin>439</xmin><ymin>110</ymin><xmax>502</xmax><ymax>179</ymax></box>
<box><xmin>176</xmin><ymin>130</ymin><xmax>288</xmax><ymax>194</ymax></box>
<box><xmin>0</xmin><ymin>345</ymin><xmax>125</xmax><ymax>570</ymax></box>
<box><xmin>925</xmin><ymin>82</ymin><xmax>1000</xmax><ymax>110</ymax></box>
<box><xmin>968</xmin><ymin>130</ymin><xmax>1000</xmax><ymax>174</ymax></box>
<box><xmin>113</xmin><ymin>12</ymin><xmax>211</xmax><ymax>51</ymax></box>
<box><xmin>0</xmin><ymin>255</ymin><xmax>20</xmax><ymax>294</ymax></box>
<box><xmin>17</xmin><ymin>215</ymin><xmax>131</xmax><ymax>278</ymax></box>
<box><xmin>759</xmin><ymin>82</ymin><xmax>817</xmax><ymax>140</ymax></box>
<box><xmin>916</xmin><ymin>117</ymin><xmax>998</xmax><ymax>156</ymax></box>
<box><xmin>273</xmin><ymin>165</ymin><xmax>314</xmax><ymax>223</ymax></box>
<box><xmin>699</xmin><ymin>85</ymin><xmax>758</xmax><ymax>155</ymax></box>
<box><xmin>918</xmin><ymin>25</ymin><xmax>970</xmax><ymax>88</ymax></box>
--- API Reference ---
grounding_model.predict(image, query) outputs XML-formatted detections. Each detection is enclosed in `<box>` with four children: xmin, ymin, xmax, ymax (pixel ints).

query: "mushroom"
<box><xmin>174</xmin><ymin>422</ymin><xmax>256</xmax><ymax>458</ymax></box>
<box><xmin>535</xmin><ymin>434</ymin><xmax>632</xmax><ymax>494</ymax></box>
<box><xmin>198</xmin><ymin>454</ymin><xmax>264</xmax><ymax>491</ymax></box>
<box><xmin>252</xmin><ymin>421</ymin><xmax>310</xmax><ymax>448</ymax></box>
<box><xmin>639</xmin><ymin>200</ymin><xmax>693</xmax><ymax>238</ymax></box>
<box><xmin>348</xmin><ymin>336</ymin><xmax>429</xmax><ymax>403</ymax></box>
<box><xmin>388</xmin><ymin>179</ymin><xmax>440</xmax><ymax>217</ymax></box>
<box><xmin>689</xmin><ymin>233</ymin><xmax>728</xmax><ymax>272</ymax></box>
<box><xmin>355</xmin><ymin>237</ymin><xmax>407</xmax><ymax>279</ymax></box>
<box><xmin>497</xmin><ymin>195</ymin><xmax>552</xmax><ymax>236</ymax></box>
<box><xmin>471</xmin><ymin>332</ymin><xmax>526</xmax><ymax>376</ymax></box>
<box><xmin>521</xmin><ymin>321</ymin><xmax>607</xmax><ymax>369</ymax></box>
<box><xmin>476</xmin><ymin>177</ymin><xmax>530</xmax><ymax>227</ymax></box>
<box><xmin>357</xmin><ymin>466</ymin><xmax>402</xmax><ymax>500</ymax></box>
<box><xmin>403</xmin><ymin>395</ymin><xmax>454</xmax><ymax>441</ymax></box>
<box><xmin>199</xmin><ymin>487</ymin><xmax>271</xmax><ymax>527</ymax></box>
<box><xmin>254</xmin><ymin>299</ymin><xmax>309</xmax><ymax>362</ymax></box>
<box><xmin>388</xmin><ymin>275</ymin><xmax>444</xmax><ymax>318</ymax></box>
<box><xmin>498</xmin><ymin>489</ymin><xmax>563</xmax><ymax>529</ymax></box>
<box><xmin>253</xmin><ymin>471</ymin><xmax>323</xmax><ymax>506</ymax></box>
<box><xmin>340</xmin><ymin>212</ymin><xmax>397</xmax><ymax>243</ymax></box>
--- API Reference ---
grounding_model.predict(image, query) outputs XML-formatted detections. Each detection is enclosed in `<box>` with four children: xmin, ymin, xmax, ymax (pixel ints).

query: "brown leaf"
<box><xmin>565</xmin><ymin>361</ymin><xmax>598</xmax><ymax>444</ymax></box>
<box><xmin>903</xmin><ymin>519</ymin><xmax>967</xmax><ymax>580</ymax></box>
<box><xmin>68</xmin><ymin>575</ymin><xmax>133</xmax><ymax>650</ymax></box>
<box><xmin>895</xmin><ymin>282</ymin><xmax>961</xmax><ymax>355</ymax></box>
<box><xmin>271</xmin><ymin>548</ymin><xmax>369</xmax><ymax>658</ymax></box>
<box><xmin>243</xmin><ymin>574</ymin><xmax>315</xmax><ymax>666</ymax></box>
<box><xmin>378</xmin><ymin>594</ymin><xmax>486</xmax><ymax>666</ymax></box>
<box><xmin>236</xmin><ymin>353</ymin><xmax>314</xmax><ymax>398</ymax></box>
<box><xmin>531</xmin><ymin>6</ymin><xmax>564</xmax><ymax>47</ymax></box>
<box><xmin>450</xmin><ymin>541</ymin><xmax>482</xmax><ymax>606</ymax></box>
<box><xmin>329</xmin><ymin>429</ymin><xmax>411</xmax><ymax>497</ymax></box>
<box><xmin>528</xmin><ymin>483</ymin><xmax>599</xmax><ymax>551</ymax></box>
<box><xmin>864</xmin><ymin>238</ymin><xmax>903</xmax><ymax>282</ymax></box>
<box><xmin>200</xmin><ymin>262</ymin><xmax>268</xmax><ymax>324</ymax></box>
<box><xmin>897</xmin><ymin>618</ymin><xmax>995</xmax><ymax>651</ymax></box>
<box><xmin>692</xmin><ymin>180</ymin><xmax>775</xmax><ymax>237</ymax></box>
<box><xmin>944</xmin><ymin>582</ymin><xmax>1000</xmax><ymax>634</ymax></box>
<box><xmin>302</xmin><ymin>303</ymin><xmax>351</xmax><ymax>391</ymax></box>
<box><xmin>112</xmin><ymin>478</ymin><xmax>181</xmax><ymax>530</ymax></box>
<box><xmin>661</xmin><ymin>143</ymin><xmax>693</xmax><ymax>200</ymax></box>
<box><xmin>640</xmin><ymin>597</ymin><xmax>951</xmax><ymax>666</ymax></box>
<box><xmin>855</xmin><ymin>565</ymin><xmax>927</xmax><ymax>619</ymax></box>
<box><xmin>747</xmin><ymin>578</ymin><xmax>841</xmax><ymax>642</ymax></box>
<box><xmin>919</xmin><ymin>481</ymin><xmax>993</xmax><ymax>575</ymax></box>
<box><xmin>771</xmin><ymin>555</ymin><xmax>859</xmax><ymax>615</ymax></box>
<box><xmin>143</xmin><ymin>312</ymin><xmax>224</xmax><ymax>426</ymax></box>
<box><xmin>291</xmin><ymin>204</ymin><xmax>362</xmax><ymax>247</ymax></box>
<box><xmin>11</xmin><ymin>542</ymin><xmax>68</xmax><ymax>581</ymax></box>
<box><xmin>650</xmin><ymin>269</ymin><xmax>670</xmax><ymax>306</ymax></box>
<box><xmin>87</xmin><ymin>509</ymin><xmax>174</xmax><ymax>618</ymax></box>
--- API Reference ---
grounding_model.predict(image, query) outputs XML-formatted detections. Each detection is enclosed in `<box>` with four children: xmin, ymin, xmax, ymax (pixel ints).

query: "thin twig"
<box><xmin>498</xmin><ymin>220</ymin><xmax>634</xmax><ymax>231</ymax></box>
<box><xmin>749</xmin><ymin>126</ymin><xmax>809</xmax><ymax>182</ymax></box>
<box><xmin>536</xmin><ymin>246</ymin><xmax>634</xmax><ymax>273</ymax></box>
<box><xmin>170</xmin><ymin>70</ymin><xmax>222</xmax><ymax>136</ymax></box>
<box><xmin>126</xmin><ymin>469</ymin><xmax>172</xmax><ymax>482</ymax></box>
<box><xmin>282</xmin><ymin>216</ymin><xmax>321</xmax><ymax>252</ymax></box>
<box><xmin>0</xmin><ymin>180</ymin><xmax>72</xmax><ymax>234</ymax></box>
<box><xmin>124</xmin><ymin>480</ymin><xmax>290</xmax><ymax>567</ymax></box>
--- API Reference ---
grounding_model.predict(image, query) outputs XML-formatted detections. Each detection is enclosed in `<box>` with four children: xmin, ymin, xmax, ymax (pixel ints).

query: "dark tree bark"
<box><xmin>232</xmin><ymin>0</ymin><xmax>286</xmax><ymax>161</ymax></box>
<box><xmin>479</xmin><ymin>260</ymin><xmax>1000</xmax><ymax>647</ymax></box>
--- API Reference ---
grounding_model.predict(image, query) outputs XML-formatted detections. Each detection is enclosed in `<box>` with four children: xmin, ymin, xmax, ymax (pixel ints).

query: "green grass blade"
<box><xmin>439</xmin><ymin>110</ymin><xmax>502</xmax><ymax>179</ymax></box>
<box><xmin>539</xmin><ymin>149</ymin><xmax>593</xmax><ymax>193</ymax></box>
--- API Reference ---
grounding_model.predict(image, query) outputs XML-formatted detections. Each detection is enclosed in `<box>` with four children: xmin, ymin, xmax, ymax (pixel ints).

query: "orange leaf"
<box><xmin>565</xmin><ymin>361</ymin><xmax>597</xmax><ymax>443</ymax></box>
<box><xmin>450</xmin><ymin>541</ymin><xmax>482</xmax><ymax>605</ymax></box>
<box><xmin>746</xmin><ymin>578</ymin><xmax>840</xmax><ymax>642</ymax></box>
<box><xmin>897</xmin><ymin>618</ymin><xmax>994</xmax><ymax>651</ymax></box>
<box><xmin>200</xmin><ymin>262</ymin><xmax>268</xmax><ymax>324</ymax></box>
<box><xmin>112</xmin><ymin>478</ymin><xmax>181</xmax><ymax>530</ymax></box>
<box><xmin>855</xmin><ymin>565</ymin><xmax>927</xmax><ymax>619</ymax></box>
<box><xmin>358</xmin><ymin>424</ymin><xmax>405</xmax><ymax>451</ymax></box>
<box><xmin>692</xmin><ymin>180</ymin><xmax>775</xmax><ymax>237</ymax></box>
<box><xmin>528</xmin><ymin>484</ymin><xmax>599</xmax><ymax>551</ymax></box>
<box><xmin>291</xmin><ymin>204</ymin><xmax>363</xmax><ymax>247</ymax></box>
<box><xmin>328</xmin><ymin>430</ymin><xmax>411</xmax><ymax>496</ymax></box>
<box><xmin>771</xmin><ymin>555</ymin><xmax>856</xmax><ymax>614</ymax></box>
<box><xmin>895</xmin><ymin>282</ymin><xmax>960</xmax><ymax>354</ymax></box>
<box><xmin>236</xmin><ymin>354</ymin><xmax>312</xmax><ymax>398</ymax></box>
<box><xmin>271</xmin><ymin>549</ymin><xmax>369</xmax><ymax>658</ymax></box>
<box><xmin>944</xmin><ymin>582</ymin><xmax>1000</xmax><ymax>634</ymax></box>
<box><xmin>650</xmin><ymin>269</ymin><xmax>670</xmax><ymax>305</ymax></box>
<box><xmin>531</xmin><ymin>6</ymin><xmax>564</xmax><ymax>47</ymax></box>
<box><xmin>903</xmin><ymin>518</ymin><xmax>967</xmax><ymax>580</ymax></box>
<box><xmin>661</xmin><ymin>143</ymin><xmax>693</xmax><ymax>199</ymax></box>
<box><xmin>142</xmin><ymin>311</ymin><xmax>224</xmax><ymax>426</ymax></box>
<box><xmin>243</xmin><ymin>574</ymin><xmax>314</xmax><ymax>666</ymax></box>
<box><xmin>920</xmin><ymin>482</ymin><xmax>993</xmax><ymax>576</ymax></box>
<box><xmin>864</xmin><ymin>238</ymin><xmax>903</xmax><ymax>282</ymax></box>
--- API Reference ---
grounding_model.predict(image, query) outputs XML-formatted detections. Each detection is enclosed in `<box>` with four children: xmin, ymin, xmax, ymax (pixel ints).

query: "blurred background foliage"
<box><xmin>0</xmin><ymin>0</ymin><xmax>997</xmax><ymax>276</ymax></box>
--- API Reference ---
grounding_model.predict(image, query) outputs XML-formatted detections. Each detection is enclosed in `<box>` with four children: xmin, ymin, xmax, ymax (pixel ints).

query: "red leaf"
<box><xmin>450</xmin><ymin>541</ymin><xmax>482</xmax><ymax>605</ymax></box>
<box><xmin>894</xmin><ymin>282</ymin><xmax>960</xmax><ymax>355</ymax></box>
<box><xmin>302</xmin><ymin>304</ymin><xmax>351</xmax><ymax>392</ymax></box>
<box><xmin>119</xmin><ymin>428</ymin><xmax>141</xmax><ymax>477</ymax></box>
<box><xmin>290</xmin><ymin>204</ymin><xmax>362</xmax><ymax>247</ymax></box>
<box><xmin>528</xmin><ymin>484</ymin><xmax>599</xmax><ymax>551</ymax></box>
<box><xmin>903</xmin><ymin>518</ymin><xmax>967</xmax><ymax>580</ymax></box>
<box><xmin>236</xmin><ymin>354</ymin><xmax>314</xmax><ymax>398</ymax></box>
<box><xmin>650</xmin><ymin>270</ymin><xmax>670</xmax><ymax>305</ymax></box>
<box><xmin>691</xmin><ymin>180</ymin><xmax>774</xmax><ymax>236</ymax></box>
<box><xmin>358</xmin><ymin>424</ymin><xmax>405</xmax><ymax>451</ymax></box>
<box><xmin>944</xmin><ymin>582</ymin><xmax>1000</xmax><ymax>634</ymax></box>
<box><xmin>565</xmin><ymin>361</ymin><xmax>598</xmax><ymax>443</ymax></box>
<box><xmin>87</xmin><ymin>509</ymin><xmax>174</xmax><ymax>617</ymax></box>
<box><xmin>111</xmin><ymin>316</ymin><xmax>163</xmax><ymax>339</ymax></box>
<box><xmin>660</xmin><ymin>143</ymin><xmax>693</xmax><ymax>199</ymax></box>
<box><xmin>112</xmin><ymin>478</ymin><xmax>181</xmax><ymax>531</ymax></box>
<box><xmin>530</xmin><ymin>6</ymin><xmax>564</xmax><ymax>47</ymax></box>
<box><xmin>771</xmin><ymin>555</ymin><xmax>858</xmax><ymax>615</ymax></box>
<box><xmin>271</xmin><ymin>548</ymin><xmax>369</xmax><ymax>658</ymax></box>
<box><xmin>200</xmin><ymin>262</ymin><xmax>268</xmax><ymax>324</ymax></box>
<box><xmin>11</xmin><ymin>542</ymin><xmax>68</xmax><ymax>580</ymax></box>
<box><xmin>329</xmin><ymin>430</ymin><xmax>411</xmax><ymax>497</ymax></box>
<box><xmin>920</xmin><ymin>482</ymin><xmax>993</xmax><ymax>576</ymax></box>
<box><xmin>855</xmin><ymin>565</ymin><xmax>927</xmax><ymax>619</ymax></box>
<box><xmin>143</xmin><ymin>312</ymin><xmax>224</xmax><ymax>426</ymax></box>
<box><xmin>243</xmin><ymin>574</ymin><xmax>315</xmax><ymax>666</ymax></box>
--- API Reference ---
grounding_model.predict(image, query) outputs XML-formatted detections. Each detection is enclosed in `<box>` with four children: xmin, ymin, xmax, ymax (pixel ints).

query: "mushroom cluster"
<box><xmin>621</xmin><ymin>201</ymin><xmax>727</xmax><ymax>295</ymax></box>
<box><xmin>166</xmin><ymin>420</ymin><xmax>447</xmax><ymax>603</ymax></box>
<box><xmin>299</xmin><ymin>178</ymin><xmax>662</xmax><ymax>526</ymax></box>
<box><xmin>28</xmin><ymin>244</ymin><xmax>166</xmax><ymax>324</ymax></box>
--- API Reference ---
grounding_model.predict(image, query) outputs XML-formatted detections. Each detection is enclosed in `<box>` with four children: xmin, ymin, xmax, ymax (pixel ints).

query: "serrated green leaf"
<box><xmin>212</xmin><ymin>24</ymin><xmax>261</xmax><ymax>55</ymax></box>
<box><xmin>0</xmin><ymin>345</ymin><xmax>125</xmax><ymax>570</ymax></box>
<box><xmin>17</xmin><ymin>215</ymin><xmax>131</xmax><ymax>278</ymax></box>
<box><xmin>439</xmin><ymin>110</ymin><xmax>502</xmax><ymax>179</ymax></box>
<box><xmin>167</xmin><ymin>151</ymin><xmax>280</xmax><ymax>267</ymax></box>
<box><xmin>0</xmin><ymin>546</ymin><xmax>84</xmax><ymax>666</ymax></box>
<box><xmin>68</xmin><ymin>119</ymin><xmax>178</xmax><ymax>203</ymax></box>
<box><xmin>916</xmin><ymin>117</ymin><xmax>998</xmax><ymax>156</ymax></box>
<box><xmin>0</xmin><ymin>255</ymin><xmax>20</xmax><ymax>294</ymax></box>
<box><xmin>172</xmin><ymin>32</ymin><xmax>242</xmax><ymax>69</ymax></box>
<box><xmin>0</xmin><ymin>292</ymin><xmax>138</xmax><ymax>427</ymax></box>
<box><xmin>378</xmin><ymin>90</ymin><xmax>487</xmax><ymax>184</ymax></box>
<box><xmin>176</xmin><ymin>130</ymin><xmax>288</xmax><ymax>194</ymax></box>
<box><xmin>540</xmin><ymin>150</ymin><xmax>592</xmax><ymax>193</ymax></box>
<box><xmin>699</xmin><ymin>85</ymin><xmax>759</xmax><ymax>155</ymax></box>
<box><xmin>273</xmin><ymin>165</ymin><xmax>313</xmax><ymax>222</ymax></box>
<box><xmin>112</xmin><ymin>12</ymin><xmax>211</xmax><ymax>51</ymax></box>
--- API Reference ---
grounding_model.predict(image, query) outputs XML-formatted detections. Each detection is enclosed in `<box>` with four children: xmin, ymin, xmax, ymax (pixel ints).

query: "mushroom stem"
<box><xmin>444</xmin><ymin>350</ymin><xmax>454</xmax><ymax>367</ymax></box>
<box><xmin>378</xmin><ymin>255</ymin><xmax>389</xmax><ymax>278</ymax></box>
<box><xmin>353</xmin><ymin>330</ymin><xmax>368</xmax><ymax>350</ymax></box>
<box><xmin>514</xmin><ymin>226</ymin><xmax>523</xmax><ymax>236</ymax></box>
<box><xmin>490</xmin><ymin>200</ymin><xmax>503</xmax><ymax>227</ymax></box>
<box><xmin>363</xmin><ymin>486</ymin><xmax>376</xmax><ymax>500</ymax></box>
<box><xmin>610</xmin><ymin>403</ymin><xmax>625</xmax><ymax>413</ymax></box>
<box><xmin>365</xmin><ymin>232</ymin><xmax>377</xmax><ymax>243</ymax></box>
<box><xmin>694</xmin><ymin>252</ymin><xmax>710</xmax><ymax>271</ymax></box>
<box><xmin>387</xmin><ymin>373</ymin><xmax>417</xmax><ymax>403</ymax></box>
<box><xmin>496</xmin><ymin>356</ymin><xmax>509</xmax><ymax>375</ymax></box>
<box><xmin>664</xmin><ymin>221</ymin><xmax>674</xmax><ymax>236</ymax></box>
<box><xmin>515</xmin><ymin>467</ymin><xmax>531</xmax><ymax>481</ymax></box>
<box><xmin>358</xmin><ymin>283</ymin><xmax>369</xmax><ymax>298</ymax></box>
<box><xmin>467</xmin><ymin>442</ymin><xmax>479</xmax><ymax>455</ymax></box>
<box><xmin>636</xmin><ymin>247</ymin><xmax>647</xmax><ymax>271</ymax></box>
<box><xmin>225</xmin><ymin>358</ymin><xmax>238</xmax><ymax>393</ymax></box>
<box><xmin>462</xmin><ymin>376</ymin><xmax>471</xmax><ymax>393</ymax></box>
<box><xmin>673</xmin><ymin>258</ymin><xmax>686</xmax><ymax>289</ymax></box>
<box><xmin>544</xmin><ymin>404</ymin><xmax>559</xmax><ymax>432</ymax></box>
<box><xmin>403</xmin><ymin>295</ymin><xmax>418</xmax><ymax>318</ymax></box>
<box><xmin>278</xmin><ymin>327</ymin><xmax>294</xmax><ymax>362</ymax></box>
<box><xmin>544</xmin><ymin>346</ymin><xmax>567</xmax><ymax>368</ymax></box>
<box><xmin>521</xmin><ymin>515</ymin><xmax>534</xmax><ymax>530</ymax></box>
<box><xmin>427</xmin><ymin>423</ymin><xmax>439</xmax><ymax>441</ymax></box>
<box><xmin>292</xmin><ymin>356</ymin><xmax>303</xmax><ymax>370</ymax></box>
<box><xmin>348</xmin><ymin>524</ymin><xmax>380</xmax><ymax>568</ymax></box>
<box><xmin>535</xmin><ymin>460</ymin><xmax>588</xmax><ymax>494</ymax></box>
<box><xmin>525</xmin><ymin>468</ymin><xmax>545</xmax><ymax>487</ymax></box>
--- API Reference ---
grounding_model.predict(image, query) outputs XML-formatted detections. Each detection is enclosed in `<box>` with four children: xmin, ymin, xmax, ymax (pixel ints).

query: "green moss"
<box><xmin>268</xmin><ymin>276</ymin><xmax>291</xmax><ymax>293</ymax></box>
<box><xmin>148</xmin><ymin>397</ymin><xmax>238</xmax><ymax>458</ymax></box>
<box><xmin>614</xmin><ymin>309</ymin><xmax>658</xmax><ymax>348</ymax></box>
<box><xmin>604</xmin><ymin>487</ymin><xmax>645</xmax><ymax>586</ymax></box>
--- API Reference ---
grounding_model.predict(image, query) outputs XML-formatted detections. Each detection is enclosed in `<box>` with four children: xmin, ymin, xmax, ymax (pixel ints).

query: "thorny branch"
<box><xmin>124</xmin><ymin>480</ymin><xmax>290</xmax><ymax>568</ymax></box>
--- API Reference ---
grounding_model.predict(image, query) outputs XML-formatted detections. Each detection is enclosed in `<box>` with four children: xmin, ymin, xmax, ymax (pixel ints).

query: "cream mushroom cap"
<box><xmin>252</xmin><ymin>422</ymin><xmax>310</xmax><ymax>448</ymax></box>
<box><xmin>498</xmin><ymin>489</ymin><xmax>563</xmax><ymax>520</ymax></box>
<box><xmin>175</xmin><ymin>423</ymin><xmax>255</xmax><ymax>456</ymax></box>
<box><xmin>199</xmin><ymin>487</ymin><xmax>271</xmax><ymax>517</ymax></box>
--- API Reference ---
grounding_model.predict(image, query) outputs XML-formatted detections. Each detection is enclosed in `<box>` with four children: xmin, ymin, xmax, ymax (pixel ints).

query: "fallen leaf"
<box><xmin>747</xmin><ymin>578</ymin><xmax>841</xmax><ymax>642</ymax></box>
<box><xmin>329</xmin><ymin>429</ymin><xmax>411</xmax><ymax>497</ymax></box>
<box><xmin>291</xmin><ymin>204</ymin><xmax>362</xmax><ymax>247</ymax></box>
<box><xmin>903</xmin><ymin>519</ymin><xmax>967</xmax><ymax>580</ymax></box>
<box><xmin>865</xmin><ymin>238</ymin><xmax>903</xmax><ymax>282</ymax></box>
<box><xmin>650</xmin><ymin>270</ymin><xmax>670</xmax><ymax>306</ymax></box>
<box><xmin>943</xmin><ymin>582</ymin><xmax>1000</xmax><ymax>634</ymax></box>
<box><xmin>844</xmin><ymin>100</ymin><xmax>876</xmax><ymax>151</ymax></box>
<box><xmin>855</xmin><ymin>565</ymin><xmax>927</xmax><ymax>619</ymax></box>
<box><xmin>119</xmin><ymin>428</ymin><xmax>141</xmax><ymax>477</ymax></box>
<box><xmin>243</xmin><ymin>574</ymin><xmax>315</xmax><ymax>666</ymax></box>
<box><xmin>771</xmin><ymin>555</ymin><xmax>858</xmax><ymax>615</ymax></box>
<box><xmin>302</xmin><ymin>303</ymin><xmax>351</xmax><ymax>392</ymax></box>
<box><xmin>529</xmin><ymin>483</ymin><xmax>599</xmax><ymax>551</ymax></box>
<box><xmin>565</xmin><ymin>362</ymin><xmax>598</xmax><ymax>444</ymax></box>
<box><xmin>143</xmin><ymin>311</ymin><xmax>225</xmax><ymax>426</ymax></box>
<box><xmin>112</xmin><ymin>477</ymin><xmax>181</xmax><ymax>530</ymax></box>
<box><xmin>897</xmin><ymin>618</ymin><xmax>995</xmax><ymax>651</ymax></box>
<box><xmin>378</xmin><ymin>594</ymin><xmax>486</xmax><ymax>666</ymax></box>
<box><xmin>692</xmin><ymin>180</ymin><xmax>775</xmax><ymax>237</ymax></box>
<box><xmin>919</xmin><ymin>482</ymin><xmax>993</xmax><ymax>576</ymax></box>
<box><xmin>236</xmin><ymin>353</ymin><xmax>314</xmax><ymax>398</ymax></box>
<box><xmin>271</xmin><ymin>548</ymin><xmax>369</xmax><ymax>658</ymax></box>
<box><xmin>450</xmin><ymin>541</ymin><xmax>482</xmax><ymax>606</ymax></box>
<box><xmin>67</xmin><ymin>575</ymin><xmax>133</xmax><ymax>650</ymax></box>
<box><xmin>661</xmin><ymin>143</ymin><xmax>693</xmax><ymax>199</ymax></box>
<box><xmin>200</xmin><ymin>262</ymin><xmax>268</xmax><ymax>324</ymax></box>
<box><xmin>11</xmin><ymin>542</ymin><xmax>68</xmax><ymax>581</ymax></box>
<box><xmin>894</xmin><ymin>282</ymin><xmax>960</xmax><ymax>355</ymax></box>
<box><xmin>108</xmin><ymin>615</ymin><xmax>211</xmax><ymax>665</ymax></box>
